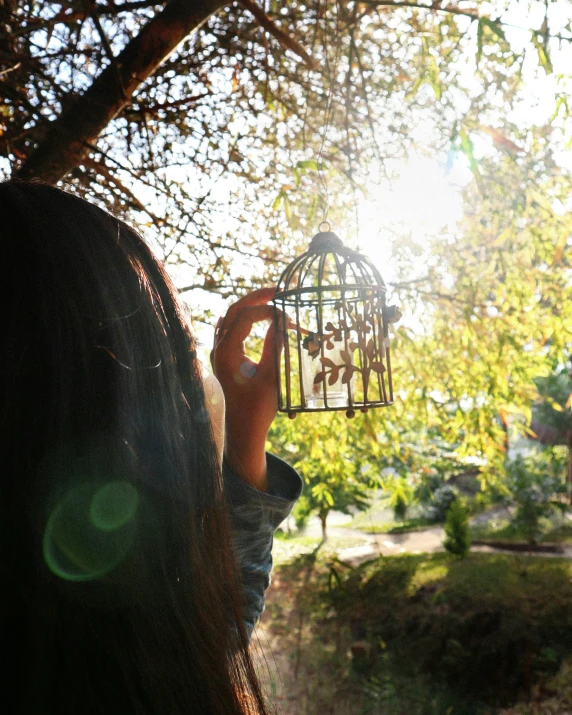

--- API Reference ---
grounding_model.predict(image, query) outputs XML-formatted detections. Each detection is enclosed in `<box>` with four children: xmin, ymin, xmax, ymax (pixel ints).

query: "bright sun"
<box><xmin>357</xmin><ymin>154</ymin><xmax>472</xmax><ymax>285</ymax></box>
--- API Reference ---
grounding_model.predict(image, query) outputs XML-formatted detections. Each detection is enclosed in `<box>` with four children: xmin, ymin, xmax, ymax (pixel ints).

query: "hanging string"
<box><xmin>347</xmin><ymin>1</ymin><xmax>361</xmax><ymax>252</ymax></box>
<box><xmin>316</xmin><ymin>0</ymin><xmax>341</xmax><ymax>232</ymax></box>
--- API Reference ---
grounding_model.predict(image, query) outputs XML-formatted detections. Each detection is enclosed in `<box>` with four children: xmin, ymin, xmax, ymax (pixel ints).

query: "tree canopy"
<box><xmin>3</xmin><ymin>1</ymin><xmax>571</xmax><ymax>505</ymax></box>
<box><xmin>4</xmin><ymin>1</ymin><xmax>571</xmax><ymax>299</ymax></box>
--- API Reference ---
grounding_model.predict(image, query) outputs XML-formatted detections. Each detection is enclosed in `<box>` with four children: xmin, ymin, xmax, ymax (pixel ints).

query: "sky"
<box><xmin>6</xmin><ymin>1</ymin><xmax>570</xmax><ymax>352</ymax></box>
<box><xmin>186</xmin><ymin>0</ymin><xmax>572</xmax><ymax>352</ymax></box>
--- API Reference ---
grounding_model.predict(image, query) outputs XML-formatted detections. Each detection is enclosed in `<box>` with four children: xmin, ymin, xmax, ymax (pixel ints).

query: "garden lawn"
<box><xmin>257</xmin><ymin>551</ymin><xmax>572</xmax><ymax>714</ymax></box>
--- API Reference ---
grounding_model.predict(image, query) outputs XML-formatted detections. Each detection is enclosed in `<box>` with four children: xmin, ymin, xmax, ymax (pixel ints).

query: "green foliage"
<box><xmin>6</xmin><ymin>4</ymin><xmax>570</xmax><ymax>513</ymax></box>
<box><xmin>268</xmin><ymin>411</ymin><xmax>375</xmax><ymax>534</ymax></box>
<box><xmin>6</xmin><ymin>1</ymin><xmax>572</xmax><ymax>314</ymax></box>
<box><xmin>534</xmin><ymin>371</ymin><xmax>572</xmax><ymax>435</ymax></box>
<box><xmin>385</xmin><ymin>151</ymin><xmax>572</xmax><ymax>490</ymax></box>
<box><xmin>506</xmin><ymin>455</ymin><xmax>565</xmax><ymax>545</ymax></box>
<box><xmin>382</xmin><ymin>475</ymin><xmax>414</xmax><ymax>521</ymax></box>
<box><xmin>443</xmin><ymin>499</ymin><xmax>471</xmax><ymax>558</ymax></box>
<box><xmin>319</xmin><ymin>554</ymin><xmax>572</xmax><ymax>709</ymax></box>
<box><xmin>268</xmin><ymin>148</ymin><xmax>572</xmax><ymax>523</ymax></box>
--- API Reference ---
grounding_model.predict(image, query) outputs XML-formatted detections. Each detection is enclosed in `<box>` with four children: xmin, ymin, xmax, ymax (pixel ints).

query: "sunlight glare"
<box><xmin>358</xmin><ymin>155</ymin><xmax>471</xmax><ymax>285</ymax></box>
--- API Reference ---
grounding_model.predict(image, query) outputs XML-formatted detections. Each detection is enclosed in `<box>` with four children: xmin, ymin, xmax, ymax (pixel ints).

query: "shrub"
<box><xmin>292</xmin><ymin>496</ymin><xmax>311</xmax><ymax>530</ymax></box>
<box><xmin>444</xmin><ymin>499</ymin><xmax>471</xmax><ymax>558</ymax></box>
<box><xmin>506</xmin><ymin>456</ymin><xmax>564</xmax><ymax>544</ymax></box>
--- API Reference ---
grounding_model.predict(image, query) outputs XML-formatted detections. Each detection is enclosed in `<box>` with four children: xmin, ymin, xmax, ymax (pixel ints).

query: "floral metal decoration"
<box><xmin>273</xmin><ymin>229</ymin><xmax>401</xmax><ymax>418</ymax></box>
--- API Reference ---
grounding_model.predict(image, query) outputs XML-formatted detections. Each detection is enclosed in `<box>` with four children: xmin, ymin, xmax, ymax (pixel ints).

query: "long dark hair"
<box><xmin>0</xmin><ymin>180</ymin><xmax>269</xmax><ymax>714</ymax></box>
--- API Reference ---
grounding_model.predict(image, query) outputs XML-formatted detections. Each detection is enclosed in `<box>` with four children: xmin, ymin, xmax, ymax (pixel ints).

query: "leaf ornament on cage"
<box><xmin>273</xmin><ymin>228</ymin><xmax>401</xmax><ymax>419</ymax></box>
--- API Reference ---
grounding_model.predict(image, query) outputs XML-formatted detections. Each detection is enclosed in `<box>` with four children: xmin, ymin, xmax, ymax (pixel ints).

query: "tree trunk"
<box><xmin>319</xmin><ymin>512</ymin><xmax>328</xmax><ymax>542</ymax></box>
<box><xmin>16</xmin><ymin>0</ymin><xmax>226</xmax><ymax>184</ymax></box>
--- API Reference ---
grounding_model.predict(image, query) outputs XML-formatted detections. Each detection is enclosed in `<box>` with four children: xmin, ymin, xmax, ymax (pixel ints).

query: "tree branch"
<box><xmin>84</xmin><ymin>157</ymin><xmax>165</xmax><ymax>224</ymax></box>
<box><xmin>16</xmin><ymin>0</ymin><xmax>226</xmax><ymax>183</ymax></box>
<box><xmin>358</xmin><ymin>1</ymin><xmax>478</xmax><ymax>21</ymax></box>
<box><xmin>14</xmin><ymin>2</ymin><xmax>166</xmax><ymax>36</ymax></box>
<box><xmin>361</xmin><ymin>0</ymin><xmax>572</xmax><ymax>42</ymax></box>
<box><xmin>238</xmin><ymin>0</ymin><xmax>319</xmax><ymax>71</ymax></box>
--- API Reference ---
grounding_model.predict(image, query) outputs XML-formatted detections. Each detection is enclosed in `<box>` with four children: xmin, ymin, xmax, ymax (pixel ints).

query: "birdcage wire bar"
<box><xmin>273</xmin><ymin>231</ymin><xmax>397</xmax><ymax>417</ymax></box>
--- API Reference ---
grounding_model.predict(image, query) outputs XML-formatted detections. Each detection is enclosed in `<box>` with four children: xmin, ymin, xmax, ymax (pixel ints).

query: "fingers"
<box><xmin>215</xmin><ymin>305</ymin><xmax>275</xmax><ymax>367</ymax></box>
<box><xmin>216</xmin><ymin>288</ymin><xmax>276</xmax><ymax>346</ymax></box>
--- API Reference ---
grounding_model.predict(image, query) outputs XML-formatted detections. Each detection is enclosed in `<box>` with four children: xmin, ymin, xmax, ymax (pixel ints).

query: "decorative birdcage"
<box><xmin>273</xmin><ymin>230</ymin><xmax>401</xmax><ymax>418</ymax></box>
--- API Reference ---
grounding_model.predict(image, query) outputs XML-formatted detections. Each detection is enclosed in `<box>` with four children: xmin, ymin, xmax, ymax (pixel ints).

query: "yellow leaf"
<box><xmin>480</xmin><ymin>126</ymin><xmax>523</xmax><ymax>155</ymax></box>
<box><xmin>551</xmin><ymin>230</ymin><xmax>568</xmax><ymax>266</ymax></box>
<box><xmin>491</xmin><ymin>228</ymin><xmax>512</xmax><ymax>247</ymax></box>
<box><xmin>547</xmin><ymin>397</ymin><xmax>564</xmax><ymax>412</ymax></box>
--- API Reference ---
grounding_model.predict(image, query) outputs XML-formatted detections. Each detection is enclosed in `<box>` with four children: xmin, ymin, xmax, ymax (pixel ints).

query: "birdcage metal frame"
<box><xmin>273</xmin><ymin>231</ymin><xmax>399</xmax><ymax>418</ymax></box>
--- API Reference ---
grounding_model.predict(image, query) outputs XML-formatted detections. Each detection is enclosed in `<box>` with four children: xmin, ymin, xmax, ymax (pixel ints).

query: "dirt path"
<box><xmin>288</xmin><ymin>511</ymin><xmax>572</xmax><ymax>566</ymax></box>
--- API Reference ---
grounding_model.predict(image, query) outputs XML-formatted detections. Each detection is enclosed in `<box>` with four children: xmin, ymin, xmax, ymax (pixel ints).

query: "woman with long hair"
<box><xmin>0</xmin><ymin>180</ymin><xmax>301</xmax><ymax>713</ymax></box>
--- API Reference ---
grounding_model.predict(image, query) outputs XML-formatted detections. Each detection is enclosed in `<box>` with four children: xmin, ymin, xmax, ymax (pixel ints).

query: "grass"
<box><xmin>345</xmin><ymin>499</ymin><xmax>431</xmax><ymax>532</ymax></box>
<box><xmin>259</xmin><ymin>550</ymin><xmax>572</xmax><ymax>714</ymax></box>
<box><xmin>498</xmin><ymin>659</ymin><xmax>572</xmax><ymax>714</ymax></box>
<box><xmin>544</xmin><ymin>522</ymin><xmax>572</xmax><ymax>543</ymax></box>
<box><xmin>352</xmin><ymin>516</ymin><xmax>436</xmax><ymax>534</ymax></box>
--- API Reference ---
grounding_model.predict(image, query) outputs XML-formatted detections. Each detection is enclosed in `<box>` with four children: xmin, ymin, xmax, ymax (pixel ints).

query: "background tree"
<box><xmin>377</xmin><ymin>148</ymin><xmax>572</xmax><ymax>489</ymax></box>
<box><xmin>268</xmin><ymin>411</ymin><xmax>377</xmax><ymax>540</ymax></box>
<box><xmin>533</xmin><ymin>370</ymin><xmax>572</xmax><ymax>497</ymax></box>
<box><xmin>268</xmin><ymin>145</ymin><xmax>572</xmax><ymax>523</ymax></box>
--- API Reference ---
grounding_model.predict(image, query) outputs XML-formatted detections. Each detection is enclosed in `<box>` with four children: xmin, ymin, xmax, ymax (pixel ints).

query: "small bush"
<box><xmin>444</xmin><ymin>499</ymin><xmax>471</xmax><ymax>558</ymax></box>
<box><xmin>292</xmin><ymin>496</ymin><xmax>311</xmax><ymax>530</ymax></box>
<box><xmin>507</xmin><ymin>456</ymin><xmax>565</xmax><ymax>544</ymax></box>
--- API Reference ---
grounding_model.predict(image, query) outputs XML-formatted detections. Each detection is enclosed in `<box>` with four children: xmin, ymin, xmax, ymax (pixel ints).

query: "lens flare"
<box><xmin>43</xmin><ymin>482</ymin><xmax>139</xmax><ymax>581</ymax></box>
<box><xmin>89</xmin><ymin>482</ymin><xmax>139</xmax><ymax>532</ymax></box>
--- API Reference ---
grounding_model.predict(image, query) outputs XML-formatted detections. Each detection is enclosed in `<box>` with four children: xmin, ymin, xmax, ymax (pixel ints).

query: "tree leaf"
<box><xmin>481</xmin><ymin>17</ymin><xmax>506</xmax><ymax>41</ymax></box>
<box><xmin>531</xmin><ymin>31</ymin><xmax>553</xmax><ymax>74</ymax></box>
<box><xmin>458</xmin><ymin>128</ymin><xmax>482</xmax><ymax>183</ymax></box>
<box><xmin>477</xmin><ymin>19</ymin><xmax>484</xmax><ymax>65</ymax></box>
<box><xmin>296</xmin><ymin>159</ymin><xmax>319</xmax><ymax>170</ymax></box>
<box><xmin>283</xmin><ymin>195</ymin><xmax>292</xmax><ymax>223</ymax></box>
<box><xmin>428</xmin><ymin>57</ymin><xmax>441</xmax><ymax>101</ymax></box>
<box><xmin>480</xmin><ymin>126</ymin><xmax>522</xmax><ymax>155</ymax></box>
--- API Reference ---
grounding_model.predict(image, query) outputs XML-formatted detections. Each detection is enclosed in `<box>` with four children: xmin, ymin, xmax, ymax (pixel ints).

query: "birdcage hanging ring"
<box><xmin>273</xmin><ymin>230</ymin><xmax>401</xmax><ymax>419</ymax></box>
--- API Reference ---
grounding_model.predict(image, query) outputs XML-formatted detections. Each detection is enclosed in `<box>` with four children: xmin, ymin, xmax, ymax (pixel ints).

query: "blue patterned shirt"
<box><xmin>223</xmin><ymin>453</ymin><xmax>303</xmax><ymax>640</ymax></box>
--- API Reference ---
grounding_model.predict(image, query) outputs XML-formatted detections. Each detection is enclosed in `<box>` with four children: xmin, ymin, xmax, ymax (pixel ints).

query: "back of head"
<box><xmin>0</xmin><ymin>181</ymin><xmax>266</xmax><ymax>714</ymax></box>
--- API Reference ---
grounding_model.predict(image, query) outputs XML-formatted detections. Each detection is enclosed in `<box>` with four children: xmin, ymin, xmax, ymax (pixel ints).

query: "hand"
<box><xmin>210</xmin><ymin>288</ymin><xmax>283</xmax><ymax>492</ymax></box>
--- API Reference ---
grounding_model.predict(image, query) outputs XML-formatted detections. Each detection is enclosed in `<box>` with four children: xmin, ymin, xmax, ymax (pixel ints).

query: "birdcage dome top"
<box><xmin>276</xmin><ymin>231</ymin><xmax>386</xmax><ymax>298</ymax></box>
